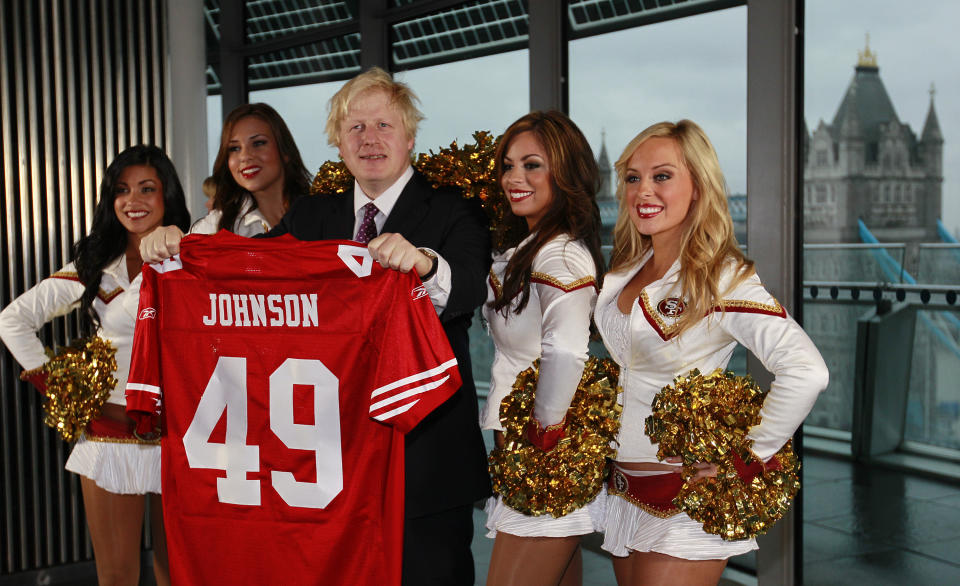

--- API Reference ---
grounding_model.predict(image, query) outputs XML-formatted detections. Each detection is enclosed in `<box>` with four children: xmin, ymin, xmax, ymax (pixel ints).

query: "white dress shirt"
<box><xmin>352</xmin><ymin>166</ymin><xmax>451</xmax><ymax>314</ymax></box>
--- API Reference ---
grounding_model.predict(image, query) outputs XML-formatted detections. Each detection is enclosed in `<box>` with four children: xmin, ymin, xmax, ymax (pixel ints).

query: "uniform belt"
<box><xmin>85</xmin><ymin>404</ymin><xmax>159</xmax><ymax>445</ymax></box>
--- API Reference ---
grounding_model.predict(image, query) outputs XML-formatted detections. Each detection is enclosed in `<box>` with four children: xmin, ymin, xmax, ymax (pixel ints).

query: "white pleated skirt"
<box><xmin>602</xmin><ymin>482</ymin><xmax>757</xmax><ymax>560</ymax></box>
<box><xmin>65</xmin><ymin>435</ymin><xmax>161</xmax><ymax>495</ymax></box>
<box><xmin>484</xmin><ymin>490</ymin><xmax>606</xmax><ymax>539</ymax></box>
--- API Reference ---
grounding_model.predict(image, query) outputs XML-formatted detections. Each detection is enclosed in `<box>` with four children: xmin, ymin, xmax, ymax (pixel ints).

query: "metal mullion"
<box><xmin>0</xmin><ymin>0</ymin><xmax>20</xmax><ymax>572</ymax></box>
<box><xmin>15</xmin><ymin>2</ymin><xmax>43</xmax><ymax>566</ymax></box>
<box><xmin>82</xmin><ymin>1</ymin><xmax>97</xmax><ymax>229</ymax></box>
<box><xmin>37</xmin><ymin>0</ymin><xmax>58</xmax><ymax>566</ymax></box>
<box><xmin>92</xmin><ymin>0</ymin><xmax>107</xmax><ymax>235</ymax></box>
<box><xmin>113</xmin><ymin>0</ymin><xmax>127</xmax><ymax>159</ymax></box>
<box><xmin>151</xmin><ymin>0</ymin><xmax>164</xmax><ymax>149</ymax></box>
<box><xmin>138</xmin><ymin>0</ymin><xmax>150</xmax><ymax>143</ymax></box>
<box><xmin>98</xmin><ymin>0</ymin><xmax>120</xmax><ymax>169</ymax></box>
<box><xmin>127</xmin><ymin>0</ymin><xmax>139</xmax><ymax>145</ymax></box>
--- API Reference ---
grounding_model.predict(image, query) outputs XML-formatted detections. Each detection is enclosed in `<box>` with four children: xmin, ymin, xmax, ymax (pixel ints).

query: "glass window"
<box><xmin>802</xmin><ymin>1</ymin><xmax>960</xmax><ymax>583</ymax></box>
<box><xmin>399</xmin><ymin>49</ymin><xmax>529</xmax><ymax>389</ymax></box>
<box><xmin>569</xmin><ymin>7</ymin><xmax>747</xmax><ymax>248</ymax></box>
<box><xmin>398</xmin><ymin>49</ymin><xmax>528</xmax><ymax>156</ymax></box>
<box><xmin>249</xmin><ymin>81</ymin><xmax>343</xmax><ymax>173</ymax></box>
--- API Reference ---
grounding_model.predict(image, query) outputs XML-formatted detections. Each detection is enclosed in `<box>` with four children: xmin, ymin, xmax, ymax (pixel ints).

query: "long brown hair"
<box><xmin>491</xmin><ymin>111</ymin><xmax>605</xmax><ymax>315</ymax></box>
<box><xmin>609</xmin><ymin>120</ymin><xmax>753</xmax><ymax>335</ymax></box>
<box><xmin>212</xmin><ymin>103</ymin><xmax>311</xmax><ymax>231</ymax></box>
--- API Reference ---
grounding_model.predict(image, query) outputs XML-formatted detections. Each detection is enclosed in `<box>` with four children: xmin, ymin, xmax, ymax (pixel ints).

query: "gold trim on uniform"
<box><xmin>718</xmin><ymin>298</ymin><xmax>785</xmax><ymax>315</ymax></box>
<box><xmin>640</xmin><ymin>291</ymin><xmax>785</xmax><ymax>339</ymax></box>
<box><xmin>86</xmin><ymin>434</ymin><xmax>160</xmax><ymax>446</ymax></box>
<box><xmin>530</xmin><ymin>272</ymin><xmax>597</xmax><ymax>293</ymax></box>
<box><xmin>488</xmin><ymin>269</ymin><xmax>503</xmax><ymax>298</ymax></box>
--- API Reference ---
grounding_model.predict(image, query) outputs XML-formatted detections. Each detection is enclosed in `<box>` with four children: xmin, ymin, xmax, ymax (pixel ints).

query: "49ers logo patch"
<box><xmin>612</xmin><ymin>469</ymin><xmax>628</xmax><ymax>493</ymax></box>
<box><xmin>656</xmin><ymin>297</ymin><xmax>685</xmax><ymax>318</ymax></box>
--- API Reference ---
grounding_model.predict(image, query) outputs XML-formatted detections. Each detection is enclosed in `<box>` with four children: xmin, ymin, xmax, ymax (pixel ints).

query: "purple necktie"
<box><xmin>355</xmin><ymin>202</ymin><xmax>379</xmax><ymax>244</ymax></box>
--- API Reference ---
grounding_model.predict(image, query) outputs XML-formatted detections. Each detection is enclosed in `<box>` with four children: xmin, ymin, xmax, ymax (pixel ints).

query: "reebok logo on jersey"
<box><xmin>139</xmin><ymin>308</ymin><xmax>157</xmax><ymax>320</ymax></box>
<box><xmin>411</xmin><ymin>285</ymin><xmax>428</xmax><ymax>300</ymax></box>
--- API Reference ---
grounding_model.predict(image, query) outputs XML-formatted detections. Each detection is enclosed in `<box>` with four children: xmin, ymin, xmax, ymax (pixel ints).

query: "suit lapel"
<box><xmin>324</xmin><ymin>190</ymin><xmax>357</xmax><ymax>240</ymax></box>
<box><xmin>382</xmin><ymin>173</ymin><xmax>430</xmax><ymax>239</ymax></box>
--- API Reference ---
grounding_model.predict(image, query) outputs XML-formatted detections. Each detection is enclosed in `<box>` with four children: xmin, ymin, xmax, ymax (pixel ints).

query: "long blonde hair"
<box><xmin>609</xmin><ymin>120</ymin><xmax>753</xmax><ymax>335</ymax></box>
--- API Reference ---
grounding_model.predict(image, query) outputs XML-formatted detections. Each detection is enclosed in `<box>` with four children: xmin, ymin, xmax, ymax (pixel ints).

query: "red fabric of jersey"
<box><xmin>126</xmin><ymin>231</ymin><xmax>461</xmax><ymax>586</ymax></box>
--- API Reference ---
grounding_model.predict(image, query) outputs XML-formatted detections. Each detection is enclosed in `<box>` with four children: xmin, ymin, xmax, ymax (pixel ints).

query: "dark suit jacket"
<box><xmin>269</xmin><ymin>171</ymin><xmax>493</xmax><ymax>517</ymax></box>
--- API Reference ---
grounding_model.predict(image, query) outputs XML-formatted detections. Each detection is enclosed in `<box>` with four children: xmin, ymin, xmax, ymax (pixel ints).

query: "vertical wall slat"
<box><xmin>37</xmin><ymin>0</ymin><xmax>57</xmax><ymax>566</ymax></box>
<box><xmin>12</xmin><ymin>0</ymin><xmax>34</xmax><ymax>567</ymax></box>
<box><xmin>0</xmin><ymin>0</ymin><xmax>16</xmax><ymax>573</ymax></box>
<box><xmin>100</xmin><ymin>0</ymin><xmax>120</xmax><ymax>178</ymax></box>
<box><xmin>0</xmin><ymin>0</ymin><xmax>170</xmax><ymax>575</ymax></box>
<box><xmin>87</xmin><ymin>0</ymin><xmax>103</xmax><ymax>205</ymax></box>
<box><xmin>151</xmin><ymin>0</ymin><xmax>164</xmax><ymax>151</ymax></box>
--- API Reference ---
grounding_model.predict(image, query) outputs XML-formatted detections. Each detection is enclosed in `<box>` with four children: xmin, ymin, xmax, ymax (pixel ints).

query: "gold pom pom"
<box><xmin>309</xmin><ymin>160</ymin><xmax>353</xmax><ymax>196</ymax></box>
<box><xmin>309</xmin><ymin>131</ymin><xmax>519</xmax><ymax>250</ymax></box>
<box><xmin>36</xmin><ymin>337</ymin><xmax>117</xmax><ymax>442</ymax></box>
<box><xmin>488</xmin><ymin>356</ymin><xmax>622</xmax><ymax>517</ymax></box>
<box><xmin>644</xmin><ymin>368</ymin><xmax>801</xmax><ymax>540</ymax></box>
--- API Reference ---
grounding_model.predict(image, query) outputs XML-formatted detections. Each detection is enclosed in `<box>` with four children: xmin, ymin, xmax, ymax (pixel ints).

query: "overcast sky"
<box><xmin>212</xmin><ymin>0</ymin><xmax>958</xmax><ymax>237</ymax></box>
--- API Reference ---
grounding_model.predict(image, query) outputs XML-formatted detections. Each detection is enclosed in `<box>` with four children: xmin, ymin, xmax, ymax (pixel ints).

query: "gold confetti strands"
<box><xmin>645</xmin><ymin>369</ymin><xmax>801</xmax><ymax>540</ymax></box>
<box><xmin>488</xmin><ymin>357</ymin><xmax>623</xmax><ymax>518</ymax></box>
<box><xmin>29</xmin><ymin>337</ymin><xmax>117</xmax><ymax>442</ymax></box>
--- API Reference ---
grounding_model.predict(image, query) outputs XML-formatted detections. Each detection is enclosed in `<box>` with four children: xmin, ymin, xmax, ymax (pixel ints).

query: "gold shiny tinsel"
<box><xmin>488</xmin><ymin>357</ymin><xmax>622</xmax><ymax>518</ymax></box>
<box><xmin>644</xmin><ymin>368</ymin><xmax>801</xmax><ymax>540</ymax></box>
<box><xmin>32</xmin><ymin>337</ymin><xmax>117</xmax><ymax>442</ymax></box>
<box><xmin>310</xmin><ymin>131</ymin><xmax>519</xmax><ymax>250</ymax></box>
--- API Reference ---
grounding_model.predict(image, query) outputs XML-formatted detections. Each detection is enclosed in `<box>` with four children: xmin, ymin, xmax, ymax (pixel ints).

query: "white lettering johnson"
<box><xmin>201</xmin><ymin>293</ymin><xmax>319</xmax><ymax>327</ymax></box>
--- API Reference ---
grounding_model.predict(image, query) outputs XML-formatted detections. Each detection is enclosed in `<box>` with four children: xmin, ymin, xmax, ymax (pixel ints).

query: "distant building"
<box><xmin>596</xmin><ymin>130</ymin><xmax>619</xmax><ymax>245</ymax></box>
<box><xmin>803</xmin><ymin>37</ymin><xmax>943</xmax><ymax>244</ymax></box>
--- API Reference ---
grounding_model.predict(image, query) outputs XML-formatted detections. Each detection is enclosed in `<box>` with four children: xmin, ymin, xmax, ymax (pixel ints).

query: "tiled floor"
<box><xmin>469</xmin><ymin>451</ymin><xmax>960</xmax><ymax>585</ymax></box>
<box><xmin>800</xmin><ymin>453</ymin><xmax>960</xmax><ymax>585</ymax></box>
<box><xmin>22</xmin><ymin>452</ymin><xmax>960</xmax><ymax>585</ymax></box>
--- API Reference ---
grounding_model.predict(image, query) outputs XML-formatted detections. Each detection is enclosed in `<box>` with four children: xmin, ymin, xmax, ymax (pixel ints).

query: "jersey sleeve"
<box><xmin>125</xmin><ymin>262</ymin><xmax>164</xmax><ymax>434</ymax></box>
<box><xmin>367</xmin><ymin>272</ymin><xmax>462</xmax><ymax>435</ymax></box>
<box><xmin>529</xmin><ymin>238</ymin><xmax>598</xmax><ymax>426</ymax></box>
<box><xmin>0</xmin><ymin>264</ymin><xmax>85</xmax><ymax>371</ymax></box>
<box><xmin>717</xmin><ymin>273</ymin><xmax>830</xmax><ymax>460</ymax></box>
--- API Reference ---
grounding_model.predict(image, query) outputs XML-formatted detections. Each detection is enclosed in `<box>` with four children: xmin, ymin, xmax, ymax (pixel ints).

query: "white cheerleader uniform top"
<box><xmin>190</xmin><ymin>193</ymin><xmax>270</xmax><ymax>236</ymax></box>
<box><xmin>0</xmin><ymin>256</ymin><xmax>141</xmax><ymax>406</ymax></box>
<box><xmin>595</xmin><ymin>252</ymin><xmax>829</xmax><ymax>463</ymax></box>
<box><xmin>479</xmin><ymin>233</ymin><xmax>598</xmax><ymax>431</ymax></box>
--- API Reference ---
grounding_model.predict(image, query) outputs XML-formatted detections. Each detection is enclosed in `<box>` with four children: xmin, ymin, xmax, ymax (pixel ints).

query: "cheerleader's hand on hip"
<box><xmin>665</xmin><ymin>456</ymin><xmax>718</xmax><ymax>484</ymax></box>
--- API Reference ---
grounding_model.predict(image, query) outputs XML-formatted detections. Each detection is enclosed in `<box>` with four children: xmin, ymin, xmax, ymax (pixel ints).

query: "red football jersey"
<box><xmin>125</xmin><ymin>231</ymin><xmax>461</xmax><ymax>586</ymax></box>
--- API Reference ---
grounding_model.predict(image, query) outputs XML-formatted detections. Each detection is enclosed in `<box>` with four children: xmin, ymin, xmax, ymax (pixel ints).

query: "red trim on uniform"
<box><xmin>97</xmin><ymin>287</ymin><xmax>123</xmax><ymax>304</ymax></box>
<box><xmin>638</xmin><ymin>296</ymin><xmax>672</xmax><ymax>341</ymax></box>
<box><xmin>50</xmin><ymin>271</ymin><xmax>81</xmax><ymax>282</ymax></box>
<box><xmin>530</xmin><ymin>276</ymin><xmax>598</xmax><ymax>293</ymax></box>
<box><xmin>638</xmin><ymin>298</ymin><xmax>786</xmax><ymax>341</ymax></box>
<box><xmin>50</xmin><ymin>271</ymin><xmax>122</xmax><ymax>303</ymax></box>
<box><xmin>87</xmin><ymin>416</ymin><xmax>137</xmax><ymax>440</ymax></box>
